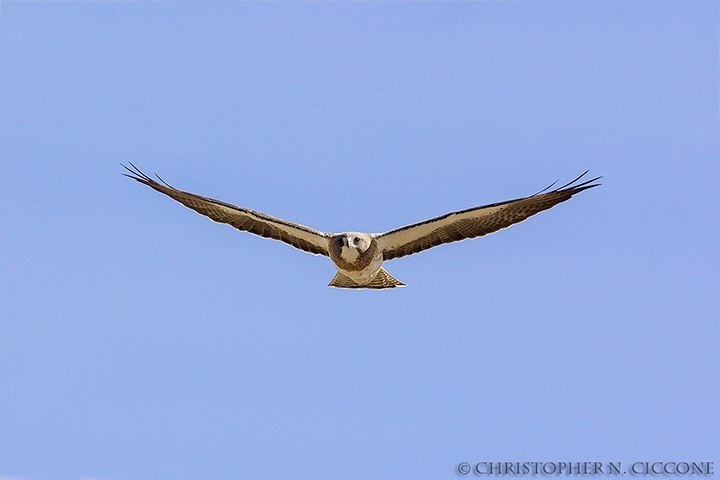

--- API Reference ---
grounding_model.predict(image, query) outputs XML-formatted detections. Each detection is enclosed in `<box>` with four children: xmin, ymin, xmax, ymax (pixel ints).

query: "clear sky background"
<box><xmin>0</xmin><ymin>1</ymin><xmax>718</xmax><ymax>479</ymax></box>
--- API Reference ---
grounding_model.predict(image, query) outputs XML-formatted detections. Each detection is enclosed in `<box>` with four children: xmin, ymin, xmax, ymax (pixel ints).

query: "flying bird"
<box><xmin>123</xmin><ymin>164</ymin><xmax>599</xmax><ymax>289</ymax></box>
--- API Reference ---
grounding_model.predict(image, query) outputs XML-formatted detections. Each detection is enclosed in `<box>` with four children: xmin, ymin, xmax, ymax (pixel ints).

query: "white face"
<box><xmin>334</xmin><ymin>232</ymin><xmax>372</xmax><ymax>262</ymax></box>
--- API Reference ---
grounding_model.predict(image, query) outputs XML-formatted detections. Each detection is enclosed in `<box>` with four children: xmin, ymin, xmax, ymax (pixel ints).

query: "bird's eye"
<box><xmin>354</xmin><ymin>237</ymin><xmax>360</xmax><ymax>244</ymax></box>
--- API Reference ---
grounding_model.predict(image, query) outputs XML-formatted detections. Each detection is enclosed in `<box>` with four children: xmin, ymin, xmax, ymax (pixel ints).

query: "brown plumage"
<box><xmin>376</xmin><ymin>172</ymin><xmax>600</xmax><ymax>261</ymax></box>
<box><xmin>123</xmin><ymin>163</ymin><xmax>599</xmax><ymax>289</ymax></box>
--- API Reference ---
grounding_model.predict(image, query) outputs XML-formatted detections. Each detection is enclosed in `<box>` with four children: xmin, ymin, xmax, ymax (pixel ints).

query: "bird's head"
<box><xmin>332</xmin><ymin>232</ymin><xmax>373</xmax><ymax>261</ymax></box>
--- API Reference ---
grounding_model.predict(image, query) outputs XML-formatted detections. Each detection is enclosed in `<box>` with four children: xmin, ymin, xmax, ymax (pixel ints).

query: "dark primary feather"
<box><xmin>377</xmin><ymin>171</ymin><xmax>600</xmax><ymax>261</ymax></box>
<box><xmin>122</xmin><ymin>163</ymin><xmax>330</xmax><ymax>256</ymax></box>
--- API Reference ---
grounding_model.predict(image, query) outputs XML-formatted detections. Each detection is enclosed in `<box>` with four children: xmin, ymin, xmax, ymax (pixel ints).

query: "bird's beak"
<box><xmin>342</xmin><ymin>237</ymin><xmax>349</xmax><ymax>248</ymax></box>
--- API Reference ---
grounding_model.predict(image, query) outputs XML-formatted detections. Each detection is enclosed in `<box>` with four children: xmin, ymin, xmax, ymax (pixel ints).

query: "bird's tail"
<box><xmin>328</xmin><ymin>268</ymin><xmax>406</xmax><ymax>289</ymax></box>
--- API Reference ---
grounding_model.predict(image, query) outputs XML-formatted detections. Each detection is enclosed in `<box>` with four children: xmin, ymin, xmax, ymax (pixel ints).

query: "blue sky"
<box><xmin>0</xmin><ymin>1</ymin><xmax>718</xmax><ymax>479</ymax></box>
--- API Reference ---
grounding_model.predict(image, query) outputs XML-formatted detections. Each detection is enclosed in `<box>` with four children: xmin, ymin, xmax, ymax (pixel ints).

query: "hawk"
<box><xmin>123</xmin><ymin>164</ymin><xmax>599</xmax><ymax>289</ymax></box>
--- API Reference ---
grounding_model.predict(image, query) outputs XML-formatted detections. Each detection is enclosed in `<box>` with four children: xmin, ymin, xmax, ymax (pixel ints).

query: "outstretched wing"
<box><xmin>376</xmin><ymin>171</ymin><xmax>600</xmax><ymax>261</ymax></box>
<box><xmin>123</xmin><ymin>163</ymin><xmax>331</xmax><ymax>256</ymax></box>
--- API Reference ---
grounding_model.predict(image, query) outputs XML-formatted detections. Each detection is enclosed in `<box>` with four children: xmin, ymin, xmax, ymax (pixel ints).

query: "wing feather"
<box><xmin>123</xmin><ymin>163</ymin><xmax>330</xmax><ymax>256</ymax></box>
<box><xmin>376</xmin><ymin>172</ymin><xmax>600</xmax><ymax>261</ymax></box>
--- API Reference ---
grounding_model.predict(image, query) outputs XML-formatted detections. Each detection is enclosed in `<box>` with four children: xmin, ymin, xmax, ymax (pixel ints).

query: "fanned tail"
<box><xmin>328</xmin><ymin>268</ymin><xmax>406</xmax><ymax>290</ymax></box>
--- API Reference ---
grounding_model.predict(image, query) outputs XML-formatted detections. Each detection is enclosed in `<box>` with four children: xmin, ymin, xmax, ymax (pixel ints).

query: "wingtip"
<box><xmin>530</xmin><ymin>171</ymin><xmax>600</xmax><ymax>198</ymax></box>
<box><xmin>121</xmin><ymin>163</ymin><xmax>174</xmax><ymax>189</ymax></box>
<box><xmin>557</xmin><ymin>170</ymin><xmax>602</xmax><ymax>193</ymax></box>
<box><xmin>121</xmin><ymin>162</ymin><xmax>152</xmax><ymax>183</ymax></box>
